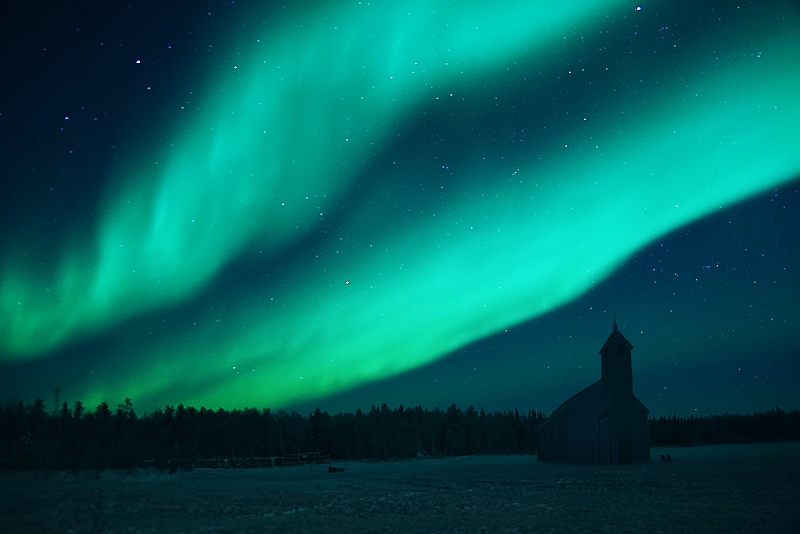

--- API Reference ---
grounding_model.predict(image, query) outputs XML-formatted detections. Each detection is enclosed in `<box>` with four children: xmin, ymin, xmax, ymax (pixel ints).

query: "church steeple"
<box><xmin>600</xmin><ymin>319</ymin><xmax>633</xmax><ymax>394</ymax></box>
<box><xmin>601</xmin><ymin>318</ymin><xmax>633</xmax><ymax>353</ymax></box>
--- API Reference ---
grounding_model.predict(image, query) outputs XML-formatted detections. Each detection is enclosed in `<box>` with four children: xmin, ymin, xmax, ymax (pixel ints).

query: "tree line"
<box><xmin>0</xmin><ymin>398</ymin><xmax>544</xmax><ymax>471</ymax></box>
<box><xmin>1</xmin><ymin>397</ymin><xmax>798</xmax><ymax>471</ymax></box>
<box><xmin>649</xmin><ymin>406</ymin><xmax>800</xmax><ymax>446</ymax></box>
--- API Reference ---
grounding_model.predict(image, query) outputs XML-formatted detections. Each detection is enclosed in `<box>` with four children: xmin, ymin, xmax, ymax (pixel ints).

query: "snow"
<box><xmin>1</xmin><ymin>442</ymin><xmax>798</xmax><ymax>533</ymax></box>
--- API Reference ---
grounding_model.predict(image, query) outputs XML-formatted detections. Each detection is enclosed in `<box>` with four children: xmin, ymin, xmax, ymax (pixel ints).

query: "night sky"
<box><xmin>2</xmin><ymin>1</ymin><xmax>798</xmax><ymax>418</ymax></box>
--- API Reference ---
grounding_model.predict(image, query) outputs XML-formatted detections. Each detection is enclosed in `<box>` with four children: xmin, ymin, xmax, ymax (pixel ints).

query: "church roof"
<box><xmin>539</xmin><ymin>381</ymin><xmax>603</xmax><ymax>423</ymax></box>
<box><xmin>600</xmin><ymin>319</ymin><xmax>633</xmax><ymax>352</ymax></box>
<box><xmin>539</xmin><ymin>379</ymin><xmax>650</xmax><ymax>425</ymax></box>
<box><xmin>597</xmin><ymin>394</ymin><xmax>650</xmax><ymax>420</ymax></box>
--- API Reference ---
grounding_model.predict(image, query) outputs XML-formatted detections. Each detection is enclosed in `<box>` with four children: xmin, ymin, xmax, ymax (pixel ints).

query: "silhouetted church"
<box><xmin>538</xmin><ymin>321</ymin><xmax>650</xmax><ymax>464</ymax></box>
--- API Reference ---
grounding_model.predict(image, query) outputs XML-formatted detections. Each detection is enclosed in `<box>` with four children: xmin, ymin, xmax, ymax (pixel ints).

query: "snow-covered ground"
<box><xmin>2</xmin><ymin>442</ymin><xmax>798</xmax><ymax>533</ymax></box>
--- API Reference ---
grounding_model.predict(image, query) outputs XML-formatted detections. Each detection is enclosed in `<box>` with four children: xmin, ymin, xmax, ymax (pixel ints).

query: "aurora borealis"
<box><xmin>2</xmin><ymin>1</ymin><xmax>799</xmax><ymax>416</ymax></box>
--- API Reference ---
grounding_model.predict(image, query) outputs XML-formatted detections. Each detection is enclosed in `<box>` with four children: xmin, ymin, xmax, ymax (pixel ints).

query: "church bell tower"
<box><xmin>600</xmin><ymin>319</ymin><xmax>634</xmax><ymax>395</ymax></box>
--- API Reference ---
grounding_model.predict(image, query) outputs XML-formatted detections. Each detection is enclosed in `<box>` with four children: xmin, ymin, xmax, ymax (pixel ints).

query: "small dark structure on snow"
<box><xmin>538</xmin><ymin>320</ymin><xmax>650</xmax><ymax>465</ymax></box>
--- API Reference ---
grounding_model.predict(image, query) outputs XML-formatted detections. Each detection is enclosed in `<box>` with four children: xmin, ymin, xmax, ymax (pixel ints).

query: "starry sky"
<box><xmin>1</xmin><ymin>1</ymin><xmax>798</xmax><ymax>418</ymax></box>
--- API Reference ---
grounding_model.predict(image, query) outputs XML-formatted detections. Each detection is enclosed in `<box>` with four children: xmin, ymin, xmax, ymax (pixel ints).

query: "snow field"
<box><xmin>1</xmin><ymin>442</ymin><xmax>798</xmax><ymax>533</ymax></box>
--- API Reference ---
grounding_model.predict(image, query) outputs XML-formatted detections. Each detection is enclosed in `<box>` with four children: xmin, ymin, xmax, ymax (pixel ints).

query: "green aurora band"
<box><xmin>3</xmin><ymin>1</ymin><xmax>800</xmax><ymax>408</ymax></box>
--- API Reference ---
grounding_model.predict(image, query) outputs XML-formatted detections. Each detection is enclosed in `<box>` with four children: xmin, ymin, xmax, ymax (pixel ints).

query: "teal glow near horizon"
<box><xmin>2</xmin><ymin>2</ymin><xmax>799</xmax><ymax>410</ymax></box>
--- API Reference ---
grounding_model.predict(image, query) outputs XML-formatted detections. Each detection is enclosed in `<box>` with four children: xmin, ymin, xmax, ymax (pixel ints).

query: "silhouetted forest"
<box><xmin>1</xmin><ymin>398</ymin><xmax>798</xmax><ymax>471</ymax></box>
<box><xmin>649</xmin><ymin>408</ymin><xmax>800</xmax><ymax>446</ymax></box>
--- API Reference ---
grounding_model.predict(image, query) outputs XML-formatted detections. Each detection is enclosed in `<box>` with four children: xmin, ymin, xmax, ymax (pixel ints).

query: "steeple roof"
<box><xmin>599</xmin><ymin>319</ymin><xmax>633</xmax><ymax>352</ymax></box>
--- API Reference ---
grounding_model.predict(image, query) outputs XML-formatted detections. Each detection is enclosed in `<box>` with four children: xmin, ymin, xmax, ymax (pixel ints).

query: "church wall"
<box><xmin>605</xmin><ymin>399</ymin><xmax>650</xmax><ymax>464</ymax></box>
<box><xmin>565</xmin><ymin>385</ymin><xmax>602</xmax><ymax>464</ymax></box>
<box><xmin>537</xmin><ymin>408</ymin><xmax>567</xmax><ymax>462</ymax></box>
<box><xmin>537</xmin><ymin>420</ymin><xmax>554</xmax><ymax>461</ymax></box>
<box><xmin>550</xmin><ymin>411</ymin><xmax>568</xmax><ymax>463</ymax></box>
<box><xmin>632</xmin><ymin>406</ymin><xmax>651</xmax><ymax>463</ymax></box>
<box><xmin>598</xmin><ymin>417</ymin><xmax>610</xmax><ymax>465</ymax></box>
